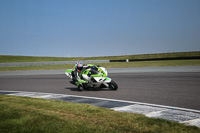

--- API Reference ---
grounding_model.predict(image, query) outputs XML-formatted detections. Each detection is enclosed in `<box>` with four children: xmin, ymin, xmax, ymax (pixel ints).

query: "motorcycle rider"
<box><xmin>70</xmin><ymin>61</ymin><xmax>88</xmax><ymax>89</ymax></box>
<box><xmin>70</xmin><ymin>61</ymin><xmax>101</xmax><ymax>90</ymax></box>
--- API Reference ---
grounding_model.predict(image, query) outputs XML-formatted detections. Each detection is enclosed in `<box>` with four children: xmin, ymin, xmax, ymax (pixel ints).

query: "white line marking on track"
<box><xmin>180</xmin><ymin>118</ymin><xmax>200</xmax><ymax>127</ymax></box>
<box><xmin>145</xmin><ymin>109</ymin><xmax>169</xmax><ymax>117</ymax></box>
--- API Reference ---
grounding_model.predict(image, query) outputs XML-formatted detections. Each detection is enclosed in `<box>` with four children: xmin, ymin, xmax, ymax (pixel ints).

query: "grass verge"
<box><xmin>0</xmin><ymin>51</ymin><xmax>200</xmax><ymax>63</ymax></box>
<box><xmin>0</xmin><ymin>95</ymin><xmax>199</xmax><ymax>132</ymax></box>
<box><xmin>0</xmin><ymin>59</ymin><xmax>200</xmax><ymax>71</ymax></box>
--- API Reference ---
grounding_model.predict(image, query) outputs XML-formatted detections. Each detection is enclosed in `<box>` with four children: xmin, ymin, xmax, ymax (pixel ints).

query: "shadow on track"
<box><xmin>65</xmin><ymin>87</ymin><xmax>114</xmax><ymax>92</ymax></box>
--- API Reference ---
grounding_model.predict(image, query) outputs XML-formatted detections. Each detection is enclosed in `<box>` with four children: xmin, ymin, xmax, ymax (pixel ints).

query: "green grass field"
<box><xmin>0</xmin><ymin>95</ymin><xmax>199</xmax><ymax>132</ymax></box>
<box><xmin>0</xmin><ymin>51</ymin><xmax>200</xmax><ymax>63</ymax></box>
<box><xmin>0</xmin><ymin>51</ymin><xmax>200</xmax><ymax>71</ymax></box>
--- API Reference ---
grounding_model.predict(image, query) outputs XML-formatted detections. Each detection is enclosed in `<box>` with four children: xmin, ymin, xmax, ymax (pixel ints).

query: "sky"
<box><xmin>0</xmin><ymin>0</ymin><xmax>200</xmax><ymax>57</ymax></box>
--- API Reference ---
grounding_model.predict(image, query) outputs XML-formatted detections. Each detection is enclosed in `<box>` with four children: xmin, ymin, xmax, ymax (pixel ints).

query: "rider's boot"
<box><xmin>75</xmin><ymin>82</ymin><xmax>83</xmax><ymax>91</ymax></box>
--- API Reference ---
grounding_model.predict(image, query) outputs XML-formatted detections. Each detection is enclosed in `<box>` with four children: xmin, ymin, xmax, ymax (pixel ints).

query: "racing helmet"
<box><xmin>75</xmin><ymin>61</ymin><xmax>83</xmax><ymax>71</ymax></box>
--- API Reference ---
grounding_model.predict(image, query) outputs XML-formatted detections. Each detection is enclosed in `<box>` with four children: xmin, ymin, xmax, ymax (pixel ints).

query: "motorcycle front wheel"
<box><xmin>82</xmin><ymin>83</ymin><xmax>89</xmax><ymax>90</ymax></box>
<box><xmin>108</xmin><ymin>80</ymin><xmax>118</xmax><ymax>90</ymax></box>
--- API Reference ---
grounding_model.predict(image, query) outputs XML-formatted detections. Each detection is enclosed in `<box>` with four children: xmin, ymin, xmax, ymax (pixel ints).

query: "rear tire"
<box><xmin>108</xmin><ymin>80</ymin><xmax>118</xmax><ymax>90</ymax></box>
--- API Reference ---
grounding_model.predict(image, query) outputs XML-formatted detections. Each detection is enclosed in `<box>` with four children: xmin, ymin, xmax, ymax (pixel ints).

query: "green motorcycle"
<box><xmin>65</xmin><ymin>64</ymin><xmax>118</xmax><ymax>90</ymax></box>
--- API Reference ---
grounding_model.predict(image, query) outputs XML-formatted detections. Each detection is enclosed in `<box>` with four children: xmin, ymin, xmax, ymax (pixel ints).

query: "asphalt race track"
<box><xmin>0</xmin><ymin>68</ymin><xmax>200</xmax><ymax>110</ymax></box>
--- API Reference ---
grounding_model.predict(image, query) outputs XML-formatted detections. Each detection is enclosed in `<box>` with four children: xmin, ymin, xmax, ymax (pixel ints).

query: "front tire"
<box><xmin>108</xmin><ymin>80</ymin><xmax>118</xmax><ymax>90</ymax></box>
<box><xmin>82</xmin><ymin>83</ymin><xmax>89</xmax><ymax>90</ymax></box>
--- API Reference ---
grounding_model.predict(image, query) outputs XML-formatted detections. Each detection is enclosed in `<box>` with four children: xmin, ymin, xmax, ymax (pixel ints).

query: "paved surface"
<box><xmin>0</xmin><ymin>72</ymin><xmax>200</xmax><ymax>110</ymax></box>
<box><xmin>0</xmin><ymin>66</ymin><xmax>200</xmax><ymax>76</ymax></box>
<box><xmin>0</xmin><ymin>90</ymin><xmax>200</xmax><ymax>127</ymax></box>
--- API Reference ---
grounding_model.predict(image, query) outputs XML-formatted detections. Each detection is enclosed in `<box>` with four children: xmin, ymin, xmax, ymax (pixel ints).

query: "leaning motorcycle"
<box><xmin>65</xmin><ymin>65</ymin><xmax>118</xmax><ymax>90</ymax></box>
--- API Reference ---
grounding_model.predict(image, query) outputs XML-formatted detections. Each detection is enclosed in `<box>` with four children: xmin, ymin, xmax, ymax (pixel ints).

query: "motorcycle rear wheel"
<box><xmin>108</xmin><ymin>80</ymin><xmax>118</xmax><ymax>90</ymax></box>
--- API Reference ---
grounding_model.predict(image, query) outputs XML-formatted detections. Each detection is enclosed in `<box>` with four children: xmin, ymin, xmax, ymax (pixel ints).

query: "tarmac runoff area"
<box><xmin>0</xmin><ymin>90</ymin><xmax>200</xmax><ymax>128</ymax></box>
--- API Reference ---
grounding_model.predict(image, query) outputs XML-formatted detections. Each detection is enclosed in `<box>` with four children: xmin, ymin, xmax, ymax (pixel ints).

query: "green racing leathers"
<box><xmin>71</xmin><ymin>64</ymin><xmax>95</xmax><ymax>87</ymax></box>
